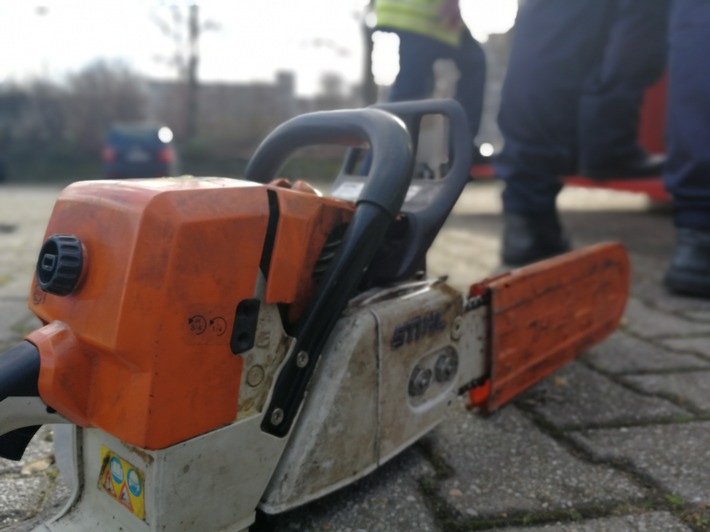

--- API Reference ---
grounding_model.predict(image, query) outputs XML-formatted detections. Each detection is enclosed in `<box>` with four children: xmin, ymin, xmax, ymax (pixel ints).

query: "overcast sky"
<box><xmin>0</xmin><ymin>0</ymin><xmax>517</xmax><ymax>96</ymax></box>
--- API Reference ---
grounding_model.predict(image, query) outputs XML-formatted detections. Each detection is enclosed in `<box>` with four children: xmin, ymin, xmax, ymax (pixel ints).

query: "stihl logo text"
<box><xmin>391</xmin><ymin>311</ymin><xmax>446</xmax><ymax>349</ymax></box>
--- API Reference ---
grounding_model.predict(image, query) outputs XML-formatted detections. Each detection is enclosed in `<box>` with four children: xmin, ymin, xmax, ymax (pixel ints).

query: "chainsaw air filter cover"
<box><xmin>26</xmin><ymin>177</ymin><xmax>354</xmax><ymax>449</ymax></box>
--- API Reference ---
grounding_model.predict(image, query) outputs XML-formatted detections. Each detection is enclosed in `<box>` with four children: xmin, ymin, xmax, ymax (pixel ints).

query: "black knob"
<box><xmin>36</xmin><ymin>234</ymin><xmax>83</xmax><ymax>296</ymax></box>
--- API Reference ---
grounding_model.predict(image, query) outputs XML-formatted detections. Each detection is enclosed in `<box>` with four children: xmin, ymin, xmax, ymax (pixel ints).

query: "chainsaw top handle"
<box><xmin>245</xmin><ymin>108</ymin><xmax>414</xmax><ymax>218</ymax></box>
<box><xmin>245</xmin><ymin>108</ymin><xmax>415</xmax><ymax>438</ymax></box>
<box><xmin>336</xmin><ymin>99</ymin><xmax>473</xmax><ymax>284</ymax></box>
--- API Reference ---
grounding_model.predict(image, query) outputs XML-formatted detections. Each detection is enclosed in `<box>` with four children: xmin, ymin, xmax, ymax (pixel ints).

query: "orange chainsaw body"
<box><xmin>0</xmin><ymin>103</ymin><xmax>634</xmax><ymax>532</ymax></box>
<box><xmin>27</xmin><ymin>178</ymin><xmax>354</xmax><ymax>449</ymax></box>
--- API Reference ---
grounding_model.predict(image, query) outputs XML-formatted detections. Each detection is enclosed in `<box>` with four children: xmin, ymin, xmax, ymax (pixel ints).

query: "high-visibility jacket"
<box><xmin>375</xmin><ymin>0</ymin><xmax>462</xmax><ymax>47</ymax></box>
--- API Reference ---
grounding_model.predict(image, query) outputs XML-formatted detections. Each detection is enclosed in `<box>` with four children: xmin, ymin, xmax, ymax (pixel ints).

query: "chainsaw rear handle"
<box><xmin>0</xmin><ymin>341</ymin><xmax>67</xmax><ymax>460</ymax></box>
<box><xmin>245</xmin><ymin>109</ymin><xmax>416</xmax><ymax>438</ymax></box>
<box><xmin>245</xmin><ymin>108</ymin><xmax>414</xmax><ymax>218</ymax></box>
<box><xmin>0</xmin><ymin>341</ymin><xmax>40</xmax><ymax>401</ymax></box>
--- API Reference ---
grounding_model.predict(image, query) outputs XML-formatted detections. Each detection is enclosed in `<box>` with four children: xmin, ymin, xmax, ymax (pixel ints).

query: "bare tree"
<box><xmin>152</xmin><ymin>4</ymin><xmax>219</xmax><ymax>141</ymax></box>
<box><xmin>185</xmin><ymin>5</ymin><xmax>199</xmax><ymax>141</ymax></box>
<box><xmin>28</xmin><ymin>81</ymin><xmax>66</xmax><ymax>143</ymax></box>
<box><xmin>63</xmin><ymin>61</ymin><xmax>147</xmax><ymax>152</ymax></box>
<box><xmin>298</xmin><ymin>3</ymin><xmax>376</xmax><ymax>106</ymax></box>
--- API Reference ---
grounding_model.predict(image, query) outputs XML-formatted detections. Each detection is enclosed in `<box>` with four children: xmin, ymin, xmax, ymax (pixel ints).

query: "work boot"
<box><xmin>664</xmin><ymin>227</ymin><xmax>710</xmax><ymax>298</ymax></box>
<box><xmin>502</xmin><ymin>212</ymin><xmax>571</xmax><ymax>267</ymax></box>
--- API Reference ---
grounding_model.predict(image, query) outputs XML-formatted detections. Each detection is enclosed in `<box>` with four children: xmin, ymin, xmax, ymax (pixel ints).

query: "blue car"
<box><xmin>102</xmin><ymin>124</ymin><xmax>178</xmax><ymax>178</ymax></box>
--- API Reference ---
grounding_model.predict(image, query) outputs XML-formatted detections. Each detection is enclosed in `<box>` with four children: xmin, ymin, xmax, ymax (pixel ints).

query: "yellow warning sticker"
<box><xmin>98</xmin><ymin>446</ymin><xmax>146</xmax><ymax>520</ymax></box>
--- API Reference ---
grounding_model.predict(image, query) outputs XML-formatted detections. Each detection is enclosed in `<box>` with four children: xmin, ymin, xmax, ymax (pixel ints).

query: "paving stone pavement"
<box><xmin>0</xmin><ymin>182</ymin><xmax>708</xmax><ymax>532</ymax></box>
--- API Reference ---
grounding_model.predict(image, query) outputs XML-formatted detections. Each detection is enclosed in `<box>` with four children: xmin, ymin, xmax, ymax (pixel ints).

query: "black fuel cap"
<box><xmin>36</xmin><ymin>234</ymin><xmax>83</xmax><ymax>296</ymax></box>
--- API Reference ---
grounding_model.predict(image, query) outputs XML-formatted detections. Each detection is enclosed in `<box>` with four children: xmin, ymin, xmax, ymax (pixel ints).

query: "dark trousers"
<box><xmin>665</xmin><ymin>0</ymin><xmax>710</xmax><ymax>230</ymax></box>
<box><xmin>388</xmin><ymin>27</ymin><xmax>486</xmax><ymax>139</ymax></box>
<box><xmin>494</xmin><ymin>0</ymin><xmax>669</xmax><ymax>215</ymax></box>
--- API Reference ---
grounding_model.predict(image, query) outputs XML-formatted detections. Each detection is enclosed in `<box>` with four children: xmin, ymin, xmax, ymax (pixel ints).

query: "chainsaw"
<box><xmin>0</xmin><ymin>100</ymin><xmax>628</xmax><ymax>531</ymax></box>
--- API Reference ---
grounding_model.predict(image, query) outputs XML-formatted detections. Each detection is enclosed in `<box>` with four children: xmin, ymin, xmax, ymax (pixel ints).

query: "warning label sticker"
<box><xmin>98</xmin><ymin>446</ymin><xmax>145</xmax><ymax>520</ymax></box>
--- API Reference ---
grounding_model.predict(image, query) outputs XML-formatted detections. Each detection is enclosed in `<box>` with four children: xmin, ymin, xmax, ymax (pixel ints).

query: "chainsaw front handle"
<box><xmin>335</xmin><ymin>99</ymin><xmax>473</xmax><ymax>284</ymax></box>
<box><xmin>245</xmin><ymin>108</ymin><xmax>414</xmax><ymax>218</ymax></box>
<box><xmin>245</xmin><ymin>109</ymin><xmax>416</xmax><ymax>438</ymax></box>
<box><xmin>370</xmin><ymin>98</ymin><xmax>472</xmax><ymax>206</ymax></box>
<box><xmin>341</xmin><ymin>98</ymin><xmax>472</xmax><ymax>192</ymax></box>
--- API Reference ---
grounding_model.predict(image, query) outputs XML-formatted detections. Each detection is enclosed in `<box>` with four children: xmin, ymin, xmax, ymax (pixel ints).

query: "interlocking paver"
<box><xmin>431</xmin><ymin>405</ymin><xmax>645</xmax><ymax>518</ymax></box>
<box><xmin>583</xmin><ymin>330</ymin><xmax>710</xmax><ymax>374</ymax></box>
<box><xmin>622</xmin><ymin>299</ymin><xmax>710</xmax><ymax>339</ymax></box>
<box><xmin>660</xmin><ymin>337</ymin><xmax>710</xmax><ymax>359</ymax></box>
<box><xmin>622</xmin><ymin>371</ymin><xmax>710</xmax><ymax>412</ymax></box>
<box><xmin>497</xmin><ymin>511</ymin><xmax>691</xmax><ymax>531</ymax></box>
<box><xmin>517</xmin><ymin>362</ymin><xmax>689</xmax><ymax>429</ymax></box>
<box><xmin>571</xmin><ymin>421</ymin><xmax>710</xmax><ymax>504</ymax></box>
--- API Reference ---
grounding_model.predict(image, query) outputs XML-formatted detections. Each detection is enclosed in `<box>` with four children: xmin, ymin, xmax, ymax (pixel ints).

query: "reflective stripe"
<box><xmin>375</xmin><ymin>0</ymin><xmax>462</xmax><ymax>46</ymax></box>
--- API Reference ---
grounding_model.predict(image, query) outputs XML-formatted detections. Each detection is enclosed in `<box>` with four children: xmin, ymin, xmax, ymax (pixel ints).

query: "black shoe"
<box><xmin>502</xmin><ymin>212</ymin><xmax>571</xmax><ymax>267</ymax></box>
<box><xmin>580</xmin><ymin>151</ymin><xmax>665</xmax><ymax>180</ymax></box>
<box><xmin>664</xmin><ymin>227</ymin><xmax>710</xmax><ymax>298</ymax></box>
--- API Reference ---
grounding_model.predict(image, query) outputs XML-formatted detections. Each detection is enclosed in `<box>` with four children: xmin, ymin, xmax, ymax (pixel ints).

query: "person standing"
<box><xmin>493</xmin><ymin>0</ymin><xmax>670</xmax><ymax>266</ymax></box>
<box><xmin>662</xmin><ymin>0</ymin><xmax>710</xmax><ymax>297</ymax></box>
<box><xmin>374</xmin><ymin>0</ymin><xmax>487</xmax><ymax>160</ymax></box>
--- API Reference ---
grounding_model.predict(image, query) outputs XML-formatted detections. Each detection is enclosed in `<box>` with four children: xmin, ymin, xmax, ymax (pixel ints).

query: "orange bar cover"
<box><xmin>471</xmin><ymin>242</ymin><xmax>629</xmax><ymax>412</ymax></box>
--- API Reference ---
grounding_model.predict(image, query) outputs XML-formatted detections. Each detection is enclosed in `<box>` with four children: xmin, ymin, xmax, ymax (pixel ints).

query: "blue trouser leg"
<box><xmin>453</xmin><ymin>28</ymin><xmax>486</xmax><ymax>139</ymax></box>
<box><xmin>578</xmin><ymin>0</ymin><xmax>670</xmax><ymax>168</ymax></box>
<box><xmin>389</xmin><ymin>28</ymin><xmax>486</xmax><ymax>138</ymax></box>
<box><xmin>495</xmin><ymin>0</ymin><xmax>615</xmax><ymax>214</ymax></box>
<box><xmin>389</xmin><ymin>30</ymin><xmax>437</xmax><ymax>102</ymax></box>
<box><xmin>665</xmin><ymin>0</ymin><xmax>710</xmax><ymax>230</ymax></box>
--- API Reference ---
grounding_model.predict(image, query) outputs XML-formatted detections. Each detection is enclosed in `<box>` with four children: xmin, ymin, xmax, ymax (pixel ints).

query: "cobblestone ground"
<box><xmin>0</xmin><ymin>182</ymin><xmax>708</xmax><ymax>531</ymax></box>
